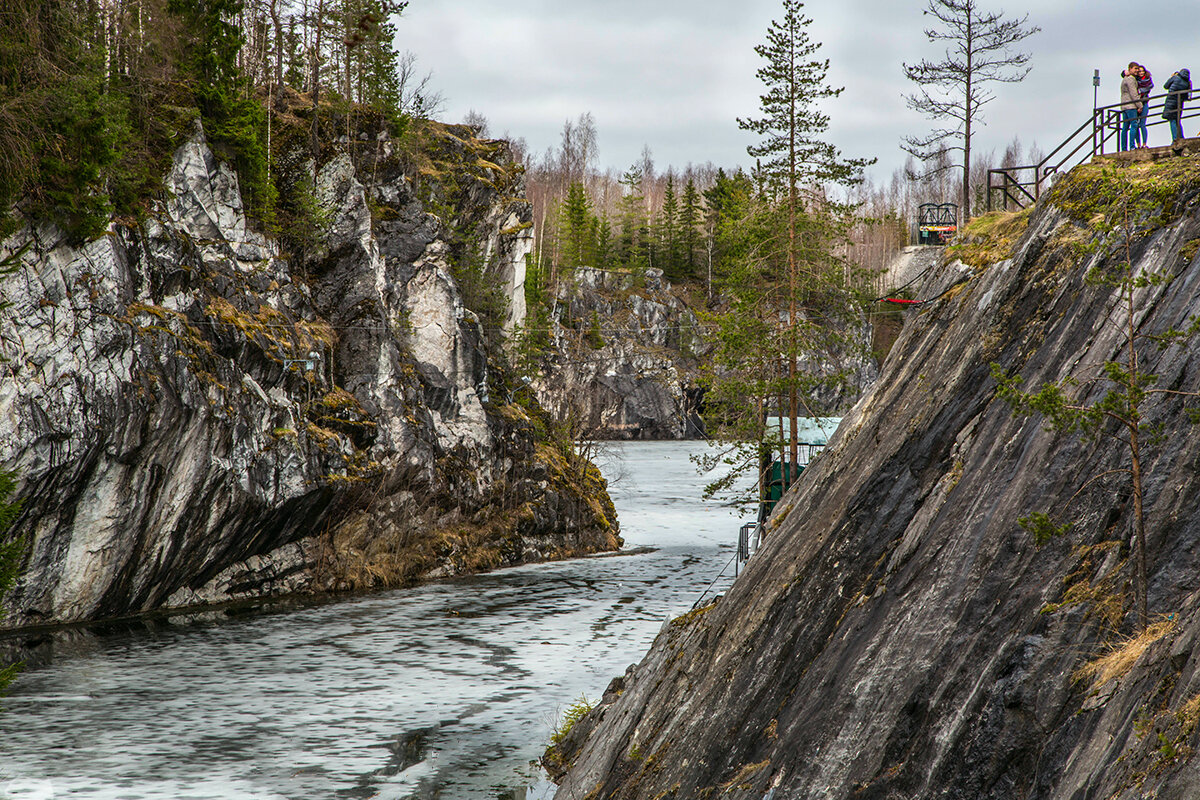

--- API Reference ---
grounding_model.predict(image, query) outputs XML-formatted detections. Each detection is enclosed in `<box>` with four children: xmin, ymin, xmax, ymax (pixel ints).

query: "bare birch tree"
<box><xmin>901</xmin><ymin>0</ymin><xmax>1039</xmax><ymax>219</ymax></box>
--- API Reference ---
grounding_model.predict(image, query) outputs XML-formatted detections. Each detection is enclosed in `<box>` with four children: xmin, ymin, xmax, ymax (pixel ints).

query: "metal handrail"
<box><xmin>987</xmin><ymin>86</ymin><xmax>1197</xmax><ymax>211</ymax></box>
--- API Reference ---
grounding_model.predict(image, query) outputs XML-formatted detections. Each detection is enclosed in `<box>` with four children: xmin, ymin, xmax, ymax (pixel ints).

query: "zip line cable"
<box><xmin>692</xmin><ymin>550</ymin><xmax>739</xmax><ymax>610</ymax></box>
<box><xmin>876</xmin><ymin>277</ymin><xmax>970</xmax><ymax>306</ymax></box>
<box><xmin>872</xmin><ymin>259</ymin><xmax>971</xmax><ymax>306</ymax></box>
<box><xmin>870</xmin><ymin>257</ymin><xmax>937</xmax><ymax>305</ymax></box>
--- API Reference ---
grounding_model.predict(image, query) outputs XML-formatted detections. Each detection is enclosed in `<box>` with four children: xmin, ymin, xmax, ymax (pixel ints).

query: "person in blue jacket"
<box><xmin>1163</xmin><ymin>68</ymin><xmax>1193</xmax><ymax>142</ymax></box>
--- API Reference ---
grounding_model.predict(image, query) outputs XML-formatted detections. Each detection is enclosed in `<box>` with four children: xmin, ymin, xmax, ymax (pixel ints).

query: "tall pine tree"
<box><xmin>734</xmin><ymin>0</ymin><xmax>871</xmax><ymax>473</ymax></box>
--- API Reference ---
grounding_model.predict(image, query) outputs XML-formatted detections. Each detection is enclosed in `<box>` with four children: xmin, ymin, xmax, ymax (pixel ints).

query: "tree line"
<box><xmin>496</xmin><ymin>106</ymin><xmax>1047</xmax><ymax>331</ymax></box>
<box><xmin>515</xmin><ymin>115</ymin><xmax>749</xmax><ymax>298</ymax></box>
<box><xmin>0</xmin><ymin>0</ymin><xmax>435</xmax><ymax>240</ymax></box>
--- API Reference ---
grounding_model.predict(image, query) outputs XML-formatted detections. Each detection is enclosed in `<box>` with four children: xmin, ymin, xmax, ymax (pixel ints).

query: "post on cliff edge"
<box><xmin>1094</xmin><ymin>69</ymin><xmax>1102</xmax><ymax>155</ymax></box>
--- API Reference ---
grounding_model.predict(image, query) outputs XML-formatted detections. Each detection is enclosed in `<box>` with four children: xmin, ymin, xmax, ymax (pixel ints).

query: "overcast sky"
<box><xmin>398</xmin><ymin>0</ymin><xmax>1199</xmax><ymax>186</ymax></box>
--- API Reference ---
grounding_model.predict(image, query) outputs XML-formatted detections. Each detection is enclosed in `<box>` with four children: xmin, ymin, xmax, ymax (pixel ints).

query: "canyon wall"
<box><xmin>550</xmin><ymin>157</ymin><xmax>1200</xmax><ymax>799</ymax></box>
<box><xmin>0</xmin><ymin>120</ymin><xmax>618</xmax><ymax>630</ymax></box>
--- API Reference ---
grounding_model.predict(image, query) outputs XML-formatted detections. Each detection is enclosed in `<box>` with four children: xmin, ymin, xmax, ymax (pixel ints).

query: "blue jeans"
<box><xmin>1137</xmin><ymin>104</ymin><xmax>1149</xmax><ymax>146</ymax></box>
<box><xmin>1120</xmin><ymin>108</ymin><xmax>1139</xmax><ymax>150</ymax></box>
<box><xmin>1169</xmin><ymin>116</ymin><xmax>1184</xmax><ymax>141</ymax></box>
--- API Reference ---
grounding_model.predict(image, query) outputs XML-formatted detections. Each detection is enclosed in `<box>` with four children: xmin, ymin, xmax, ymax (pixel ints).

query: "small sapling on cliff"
<box><xmin>992</xmin><ymin>163</ymin><xmax>1200</xmax><ymax>631</ymax></box>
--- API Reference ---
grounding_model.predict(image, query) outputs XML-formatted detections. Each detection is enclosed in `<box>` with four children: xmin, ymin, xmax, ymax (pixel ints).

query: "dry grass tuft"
<box><xmin>720</xmin><ymin>760</ymin><xmax>771</xmax><ymax>791</ymax></box>
<box><xmin>945</xmin><ymin>208</ymin><xmax>1032</xmax><ymax>269</ymax></box>
<box><xmin>1075</xmin><ymin>618</ymin><xmax>1176</xmax><ymax>689</ymax></box>
<box><xmin>1178</xmin><ymin>693</ymin><xmax>1200</xmax><ymax>727</ymax></box>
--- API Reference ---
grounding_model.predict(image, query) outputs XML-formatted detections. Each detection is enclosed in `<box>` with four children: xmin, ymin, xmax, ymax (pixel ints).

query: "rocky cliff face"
<box><xmin>533</xmin><ymin>267</ymin><xmax>706</xmax><ymax>440</ymax></box>
<box><xmin>0</xmin><ymin>120</ymin><xmax>618</xmax><ymax>630</ymax></box>
<box><xmin>549</xmin><ymin>157</ymin><xmax>1200</xmax><ymax>798</ymax></box>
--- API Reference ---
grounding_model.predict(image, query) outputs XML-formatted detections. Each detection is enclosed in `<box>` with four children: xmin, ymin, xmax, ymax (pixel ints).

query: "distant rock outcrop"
<box><xmin>533</xmin><ymin>267</ymin><xmax>706</xmax><ymax>440</ymax></box>
<box><xmin>532</xmin><ymin>264</ymin><xmax>876</xmax><ymax>441</ymax></box>
<box><xmin>549</xmin><ymin>158</ymin><xmax>1200</xmax><ymax>798</ymax></box>
<box><xmin>0</xmin><ymin>121</ymin><xmax>618</xmax><ymax>630</ymax></box>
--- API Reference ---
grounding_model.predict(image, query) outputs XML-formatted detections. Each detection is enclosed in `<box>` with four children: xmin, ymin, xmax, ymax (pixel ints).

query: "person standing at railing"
<box><xmin>1163</xmin><ymin>68</ymin><xmax>1193</xmax><ymax>142</ymax></box>
<box><xmin>1136</xmin><ymin>64</ymin><xmax>1154</xmax><ymax>148</ymax></box>
<box><xmin>1120</xmin><ymin>64</ymin><xmax>1144</xmax><ymax>151</ymax></box>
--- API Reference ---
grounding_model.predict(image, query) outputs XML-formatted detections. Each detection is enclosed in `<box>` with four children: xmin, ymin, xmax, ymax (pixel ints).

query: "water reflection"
<box><xmin>0</xmin><ymin>441</ymin><xmax>751</xmax><ymax>799</ymax></box>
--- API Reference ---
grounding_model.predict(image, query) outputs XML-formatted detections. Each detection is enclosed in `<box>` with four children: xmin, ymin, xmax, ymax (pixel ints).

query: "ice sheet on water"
<box><xmin>0</xmin><ymin>441</ymin><xmax>756</xmax><ymax>799</ymax></box>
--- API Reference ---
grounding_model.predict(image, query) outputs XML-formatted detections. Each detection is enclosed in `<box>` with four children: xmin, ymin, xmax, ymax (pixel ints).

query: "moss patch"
<box><xmin>669</xmin><ymin>602</ymin><xmax>715</xmax><ymax>629</ymax></box>
<box><xmin>945</xmin><ymin>208</ymin><xmax>1033</xmax><ymax>269</ymax></box>
<box><xmin>1048</xmin><ymin>157</ymin><xmax>1200</xmax><ymax>227</ymax></box>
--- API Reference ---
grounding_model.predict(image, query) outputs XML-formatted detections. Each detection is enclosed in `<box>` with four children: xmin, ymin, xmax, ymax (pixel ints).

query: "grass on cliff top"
<box><xmin>409</xmin><ymin>119</ymin><xmax>518</xmax><ymax>187</ymax></box>
<box><xmin>1075</xmin><ymin>617</ymin><xmax>1176</xmax><ymax>689</ymax></box>
<box><xmin>945</xmin><ymin>208</ymin><xmax>1033</xmax><ymax>269</ymax></box>
<box><xmin>1047</xmin><ymin>156</ymin><xmax>1200</xmax><ymax>227</ymax></box>
<box><xmin>945</xmin><ymin>156</ymin><xmax>1200</xmax><ymax>271</ymax></box>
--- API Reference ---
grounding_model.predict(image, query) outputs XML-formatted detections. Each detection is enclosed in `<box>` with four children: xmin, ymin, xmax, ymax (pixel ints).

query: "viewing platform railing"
<box><xmin>987</xmin><ymin>88</ymin><xmax>1199</xmax><ymax>212</ymax></box>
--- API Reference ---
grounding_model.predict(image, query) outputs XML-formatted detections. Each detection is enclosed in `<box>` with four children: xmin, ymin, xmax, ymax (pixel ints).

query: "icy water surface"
<box><xmin>0</xmin><ymin>441</ymin><xmax>754</xmax><ymax>800</ymax></box>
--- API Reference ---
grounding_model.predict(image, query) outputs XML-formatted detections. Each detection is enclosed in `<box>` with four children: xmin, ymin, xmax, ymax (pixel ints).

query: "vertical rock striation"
<box><xmin>0</xmin><ymin>120</ymin><xmax>618</xmax><ymax>630</ymax></box>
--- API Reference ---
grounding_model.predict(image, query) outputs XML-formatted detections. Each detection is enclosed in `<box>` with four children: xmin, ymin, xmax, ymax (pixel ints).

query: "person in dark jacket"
<box><xmin>1163</xmin><ymin>68</ymin><xmax>1193</xmax><ymax>142</ymax></box>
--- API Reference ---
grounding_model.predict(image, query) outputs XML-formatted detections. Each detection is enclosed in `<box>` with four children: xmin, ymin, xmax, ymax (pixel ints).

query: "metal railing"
<box><xmin>736</xmin><ymin>522</ymin><xmax>758</xmax><ymax>575</ymax></box>
<box><xmin>987</xmin><ymin>88</ymin><xmax>1199</xmax><ymax>212</ymax></box>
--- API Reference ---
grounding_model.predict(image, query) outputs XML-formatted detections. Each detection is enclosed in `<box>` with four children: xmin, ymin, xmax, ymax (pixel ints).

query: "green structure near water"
<box><xmin>758</xmin><ymin>417</ymin><xmax>840</xmax><ymax>521</ymax></box>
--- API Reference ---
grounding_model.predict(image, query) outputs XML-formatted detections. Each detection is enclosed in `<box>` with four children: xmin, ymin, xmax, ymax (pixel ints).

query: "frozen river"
<box><xmin>0</xmin><ymin>441</ymin><xmax>754</xmax><ymax>799</ymax></box>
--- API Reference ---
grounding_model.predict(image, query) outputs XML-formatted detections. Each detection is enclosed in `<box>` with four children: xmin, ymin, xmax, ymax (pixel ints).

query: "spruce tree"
<box><xmin>595</xmin><ymin>215</ymin><xmax>613</xmax><ymax>271</ymax></box>
<box><xmin>659</xmin><ymin>174</ymin><xmax>681</xmax><ymax>281</ymax></box>
<box><xmin>169</xmin><ymin>0</ymin><xmax>274</xmax><ymax>216</ymax></box>
<box><xmin>735</xmin><ymin>0</ymin><xmax>871</xmax><ymax>473</ymax></box>
<box><xmin>680</xmin><ymin>177</ymin><xmax>702</xmax><ymax>281</ymax></box>
<box><xmin>616</xmin><ymin>165</ymin><xmax>648</xmax><ymax>277</ymax></box>
<box><xmin>702</xmin><ymin>168</ymin><xmax>754</xmax><ymax>298</ymax></box>
<box><xmin>558</xmin><ymin>181</ymin><xmax>595</xmax><ymax>273</ymax></box>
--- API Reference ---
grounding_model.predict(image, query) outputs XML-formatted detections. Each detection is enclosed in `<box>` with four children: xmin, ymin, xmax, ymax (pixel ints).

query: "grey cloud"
<box><xmin>402</xmin><ymin>0</ymin><xmax>1200</xmax><ymax>182</ymax></box>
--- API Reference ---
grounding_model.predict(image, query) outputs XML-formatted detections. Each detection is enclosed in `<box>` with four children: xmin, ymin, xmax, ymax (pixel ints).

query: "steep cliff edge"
<box><xmin>550</xmin><ymin>157</ymin><xmax>1200</xmax><ymax>799</ymax></box>
<box><xmin>0</xmin><ymin>119</ymin><xmax>618</xmax><ymax>631</ymax></box>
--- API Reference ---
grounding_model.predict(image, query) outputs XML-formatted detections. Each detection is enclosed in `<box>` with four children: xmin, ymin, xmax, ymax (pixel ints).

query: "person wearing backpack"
<box><xmin>1163</xmin><ymin>68</ymin><xmax>1193</xmax><ymax>142</ymax></box>
<box><xmin>1120</xmin><ymin>63</ymin><xmax>1143</xmax><ymax>151</ymax></box>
